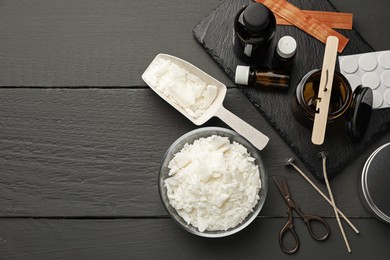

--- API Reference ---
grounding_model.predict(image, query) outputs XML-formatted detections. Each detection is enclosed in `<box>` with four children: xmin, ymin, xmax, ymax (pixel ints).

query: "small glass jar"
<box><xmin>291</xmin><ymin>69</ymin><xmax>373</xmax><ymax>139</ymax></box>
<box><xmin>233</xmin><ymin>2</ymin><xmax>276</xmax><ymax>64</ymax></box>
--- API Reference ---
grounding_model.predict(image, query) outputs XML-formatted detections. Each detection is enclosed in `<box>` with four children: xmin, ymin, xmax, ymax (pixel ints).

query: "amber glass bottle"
<box><xmin>235</xmin><ymin>65</ymin><xmax>290</xmax><ymax>89</ymax></box>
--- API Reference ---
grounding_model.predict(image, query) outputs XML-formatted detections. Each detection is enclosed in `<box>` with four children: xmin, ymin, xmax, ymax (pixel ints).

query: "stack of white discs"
<box><xmin>339</xmin><ymin>50</ymin><xmax>390</xmax><ymax>109</ymax></box>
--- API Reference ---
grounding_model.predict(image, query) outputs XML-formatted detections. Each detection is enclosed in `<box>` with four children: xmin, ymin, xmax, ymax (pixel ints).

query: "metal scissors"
<box><xmin>273</xmin><ymin>176</ymin><xmax>330</xmax><ymax>254</ymax></box>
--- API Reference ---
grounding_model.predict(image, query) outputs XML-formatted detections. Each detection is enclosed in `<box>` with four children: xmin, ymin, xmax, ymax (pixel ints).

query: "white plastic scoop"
<box><xmin>141</xmin><ymin>53</ymin><xmax>269</xmax><ymax>150</ymax></box>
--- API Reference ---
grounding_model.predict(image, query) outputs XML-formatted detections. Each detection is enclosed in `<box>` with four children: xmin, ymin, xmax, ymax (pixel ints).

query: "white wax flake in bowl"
<box><xmin>143</xmin><ymin>57</ymin><xmax>218</xmax><ymax>118</ymax></box>
<box><xmin>164</xmin><ymin>135</ymin><xmax>261</xmax><ymax>232</ymax></box>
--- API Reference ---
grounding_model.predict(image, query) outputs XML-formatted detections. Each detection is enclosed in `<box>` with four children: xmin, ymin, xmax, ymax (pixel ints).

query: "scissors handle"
<box><xmin>302</xmin><ymin>213</ymin><xmax>330</xmax><ymax>241</ymax></box>
<box><xmin>279</xmin><ymin>220</ymin><xmax>299</xmax><ymax>254</ymax></box>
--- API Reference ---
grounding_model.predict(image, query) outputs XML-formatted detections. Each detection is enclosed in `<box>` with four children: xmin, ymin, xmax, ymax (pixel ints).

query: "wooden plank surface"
<box><xmin>0</xmin><ymin>0</ymin><xmax>230</xmax><ymax>87</ymax></box>
<box><xmin>1</xmin><ymin>88</ymin><xmax>375</xmax><ymax>218</ymax></box>
<box><xmin>0</xmin><ymin>0</ymin><xmax>390</xmax><ymax>259</ymax></box>
<box><xmin>0</xmin><ymin>218</ymin><xmax>389</xmax><ymax>260</ymax></box>
<box><xmin>0</xmin><ymin>0</ymin><xmax>389</xmax><ymax>87</ymax></box>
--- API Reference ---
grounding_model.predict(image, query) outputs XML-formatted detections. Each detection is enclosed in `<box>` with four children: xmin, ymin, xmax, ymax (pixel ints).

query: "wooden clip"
<box><xmin>311</xmin><ymin>36</ymin><xmax>339</xmax><ymax>145</ymax></box>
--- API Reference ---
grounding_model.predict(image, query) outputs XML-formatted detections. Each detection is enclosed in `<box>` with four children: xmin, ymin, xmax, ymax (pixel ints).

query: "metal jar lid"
<box><xmin>359</xmin><ymin>143</ymin><xmax>390</xmax><ymax>223</ymax></box>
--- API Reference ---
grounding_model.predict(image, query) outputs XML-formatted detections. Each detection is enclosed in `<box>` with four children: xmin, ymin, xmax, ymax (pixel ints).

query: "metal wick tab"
<box><xmin>283</xmin><ymin>156</ymin><xmax>360</xmax><ymax>235</ymax></box>
<box><xmin>318</xmin><ymin>151</ymin><xmax>352</xmax><ymax>253</ymax></box>
<box><xmin>318</xmin><ymin>151</ymin><xmax>328</xmax><ymax>159</ymax></box>
<box><xmin>284</xmin><ymin>157</ymin><xmax>295</xmax><ymax>166</ymax></box>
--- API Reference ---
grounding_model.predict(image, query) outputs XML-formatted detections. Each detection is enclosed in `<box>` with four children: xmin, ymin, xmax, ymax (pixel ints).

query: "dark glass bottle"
<box><xmin>272</xmin><ymin>36</ymin><xmax>297</xmax><ymax>71</ymax></box>
<box><xmin>235</xmin><ymin>65</ymin><xmax>290</xmax><ymax>90</ymax></box>
<box><xmin>233</xmin><ymin>2</ymin><xmax>276</xmax><ymax>64</ymax></box>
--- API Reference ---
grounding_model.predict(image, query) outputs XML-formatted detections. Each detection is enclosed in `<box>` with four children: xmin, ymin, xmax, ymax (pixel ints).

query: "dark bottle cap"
<box><xmin>345</xmin><ymin>85</ymin><xmax>373</xmax><ymax>139</ymax></box>
<box><xmin>243</xmin><ymin>3</ymin><xmax>270</xmax><ymax>33</ymax></box>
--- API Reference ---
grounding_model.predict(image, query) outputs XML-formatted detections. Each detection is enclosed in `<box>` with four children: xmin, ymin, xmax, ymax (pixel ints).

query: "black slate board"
<box><xmin>193</xmin><ymin>0</ymin><xmax>390</xmax><ymax>180</ymax></box>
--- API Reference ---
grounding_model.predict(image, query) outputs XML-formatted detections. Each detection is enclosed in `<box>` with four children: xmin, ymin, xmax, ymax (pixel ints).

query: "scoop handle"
<box><xmin>215</xmin><ymin>106</ymin><xmax>269</xmax><ymax>150</ymax></box>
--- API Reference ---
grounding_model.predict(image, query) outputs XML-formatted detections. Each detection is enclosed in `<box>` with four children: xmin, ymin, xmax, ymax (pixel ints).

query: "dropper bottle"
<box><xmin>235</xmin><ymin>65</ymin><xmax>290</xmax><ymax>89</ymax></box>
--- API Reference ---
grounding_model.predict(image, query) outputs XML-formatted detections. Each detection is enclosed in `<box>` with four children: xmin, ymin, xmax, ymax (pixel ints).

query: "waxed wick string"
<box><xmin>320</xmin><ymin>153</ymin><xmax>352</xmax><ymax>253</ymax></box>
<box><xmin>285</xmin><ymin>158</ymin><xmax>359</xmax><ymax>234</ymax></box>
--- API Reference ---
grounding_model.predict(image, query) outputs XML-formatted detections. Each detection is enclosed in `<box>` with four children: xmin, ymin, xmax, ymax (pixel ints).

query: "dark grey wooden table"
<box><xmin>0</xmin><ymin>0</ymin><xmax>389</xmax><ymax>259</ymax></box>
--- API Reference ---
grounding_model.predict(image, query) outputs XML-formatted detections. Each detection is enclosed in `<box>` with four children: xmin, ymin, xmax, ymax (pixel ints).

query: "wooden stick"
<box><xmin>275</xmin><ymin>10</ymin><xmax>353</xmax><ymax>30</ymax></box>
<box><xmin>321</xmin><ymin>153</ymin><xmax>352</xmax><ymax>253</ymax></box>
<box><xmin>312</xmin><ymin>36</ymin><xmax>339</xmax><ymax>145</ymax></box>
<box><xmin>286</xmin><ymin>159</ymin><xmax>360</xmax><ymax>234</ymax></box>
<box><xmin>256</xmin><ymin>0</ymin><xmax>349</xmax><ymax>53</ymax></box>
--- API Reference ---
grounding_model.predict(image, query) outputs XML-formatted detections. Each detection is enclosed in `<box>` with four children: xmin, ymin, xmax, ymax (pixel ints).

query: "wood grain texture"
<box><xmin>312</xmin><ymin>36</ymin><xmax>339</xmax><ymax>145</ymax></box>
<box><xmin>0</xmin><ymin>88</ymin><xmax>373</xmax><ymax>218</ymax></box>
<box><xmin>193</xmin><ymin>0</ymin><xmax>390</xmax><ymax>180</ymax></box>
<box><xmin>275</xmin><ymin>10</ymin><xmax>353</xmax><ymax>30</ymax></box>
<box><xmin>0</xmin><ymin>0</ymin><xmax>230</xmax><ymax>87</ymax></box>
<box><xmin>0</xmin><ymin>0</ymin><xmax>389</xmax><ymax>259</ymax></box>
<box><xmin>0</xmin><ymin>218</ymin><xmax>389</xmax><ymax>260</ymax></box>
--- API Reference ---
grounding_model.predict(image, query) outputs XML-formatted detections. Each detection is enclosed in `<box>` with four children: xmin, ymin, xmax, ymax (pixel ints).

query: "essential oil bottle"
<box><xmin>235</xmin><ymin>65</ymin><xmax>290</xmax><ymax>89</ymax></box>
<box><xmin>272</xmin><ymin>36</ymin><xmax>297</xmax><ymax>71</ymax></box>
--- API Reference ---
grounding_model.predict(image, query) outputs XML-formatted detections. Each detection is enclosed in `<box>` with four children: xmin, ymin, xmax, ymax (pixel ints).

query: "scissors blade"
<box><xmin>272</xmin><ymin>176</ymin><xmax>291</xmax><ymax>200</ymax></box>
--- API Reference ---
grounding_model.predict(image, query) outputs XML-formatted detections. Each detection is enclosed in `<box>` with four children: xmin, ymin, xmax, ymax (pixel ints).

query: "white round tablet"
<box><xmin>345</xmin><ymin>74</ymin><xmax>361</xmax><ymax>89</ymax></box>
<box><xmin>378</xmin><ymin>51</ymin><xmax>390</xmax><ymax>69</ymax></box>
<box><xmin>362</xmin><ymin>72</ymin><xmax>381</xmax><ymax>89</ymax></box>
<box><xmin>359</xmin><ymin>53</ymin><xmax>378</xmax><ymax>71</ymax></box>
<box><xmin>381</xmin><ymin>70</ymin><xmax>390</xmax><ymax>88</ymax></box>
<box><xmin>384</xmin><ymin>89</ymin><xmax>390</xmax><ymax>105</ymax></box>
<box><xmin>372</xmin><ymin>90</ymin><xmax>384</xmax><ymax>108</ymax></box>
<box><xmin>340</xmin><ymin>56</ymin><xmax>359</xmax><ymax>74</ymax></box>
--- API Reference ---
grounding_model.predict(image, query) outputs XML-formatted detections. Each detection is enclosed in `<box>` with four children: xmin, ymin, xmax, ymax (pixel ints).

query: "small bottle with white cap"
<box><xmin>235</xmin><ymin>65</ymin><xmax>290</xmax><ymax>89</ymax></box>
<box><xmin>272</xmin><ymin>35</ymin><xmax>297</xmax><ymax>71</ymax></box>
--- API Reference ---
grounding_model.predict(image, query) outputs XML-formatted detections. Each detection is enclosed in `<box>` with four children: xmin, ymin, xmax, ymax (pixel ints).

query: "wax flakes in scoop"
<box><xmin>143</xmin><ymin>57</ymin><xmax>218</xmax><ymax>118</ymax></box>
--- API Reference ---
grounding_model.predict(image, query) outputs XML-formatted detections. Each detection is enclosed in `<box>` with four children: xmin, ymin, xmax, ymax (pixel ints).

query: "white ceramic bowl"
<box><xmin>158</xmin><ymin>127</ymin><xmax>268</xmax><ymax>237</ymax></box>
